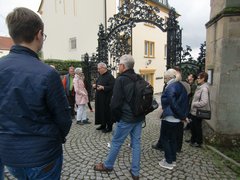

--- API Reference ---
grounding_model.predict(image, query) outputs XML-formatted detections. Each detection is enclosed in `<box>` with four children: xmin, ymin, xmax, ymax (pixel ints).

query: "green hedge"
<box><xmin>43</xmin><ymin>59</ymin><xmax>84</xmax><ymax>75</ymax></box>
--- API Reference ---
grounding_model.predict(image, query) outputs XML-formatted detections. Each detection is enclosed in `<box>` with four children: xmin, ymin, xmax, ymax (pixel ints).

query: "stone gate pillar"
<box><xmin>205</xmin><ymin>0</ymin><xmax>240</xmax><ymax>146</ymax></box>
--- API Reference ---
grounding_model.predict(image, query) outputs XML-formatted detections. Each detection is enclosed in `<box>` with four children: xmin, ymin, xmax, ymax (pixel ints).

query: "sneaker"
<box><xmin>161</xmin><ymin>158</ymin><xmax>176</xmax><ymax>167</ymax></box>
<box><xmin>159</xmin><ymin>159</ymin><xmax>174</xmax><ymax>170</ymax></box>
<box><xmin>172</xmin><ymin>161</ymin><xmax>176</xmax><ymax>167</ymax></box>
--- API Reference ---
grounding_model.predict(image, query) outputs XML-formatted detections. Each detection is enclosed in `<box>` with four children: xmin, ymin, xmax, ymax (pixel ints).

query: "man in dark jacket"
<box><xmin>93</xmin><ymin>62</ymin><xmax>115</xmax><ymax>133</ymax></box>
<box><xmin>159</xmin><ymin>69</ymin><xmax>188</xmax><ymax>170</ymax></box>
<box><xmin>94</xmin><ymin>55</ymin><xmax>144</xmax><ymax>180</ymax></box>
<box><xmin>0</xmin><ymin>7</ymin><xmax>72</xmax><ymax>179</ymax></box>
<box><xmin>62</xmin><ymin>66</ymin><xmax>75</xmax><ymax>118</ymax></box>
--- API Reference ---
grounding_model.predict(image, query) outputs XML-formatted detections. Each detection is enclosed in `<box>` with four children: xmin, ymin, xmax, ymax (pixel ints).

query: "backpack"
<box><xmin>122</xmin><ymin>74</ymin><xmax>154</xmax><ymax>117</ymax></box>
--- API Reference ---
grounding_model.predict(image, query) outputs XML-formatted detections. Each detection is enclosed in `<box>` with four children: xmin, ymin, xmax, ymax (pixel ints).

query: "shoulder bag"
<box><xmin>196</xmin><ymin>89</ymin><xmax>211</xmax><ymax>120</ymax></box>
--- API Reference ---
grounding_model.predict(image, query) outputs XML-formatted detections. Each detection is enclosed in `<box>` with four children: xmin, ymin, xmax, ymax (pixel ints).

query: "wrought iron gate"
<box><xmin>83</xmin><ymin>0</ymin><xmax>182</xmax><ymax>77</ymax></box>
<box><xmin>82</xmin><ymin>0</ymin><xmax>205</xmax><ymax>96</ymax></box>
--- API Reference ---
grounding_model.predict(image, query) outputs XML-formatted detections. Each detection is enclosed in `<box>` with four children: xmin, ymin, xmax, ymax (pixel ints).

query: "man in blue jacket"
<box><xmin>0</xmin><ymin>7</ymin><xmax>72</xmax><ymax>179</ymax></box>
<box><xmin>159</xmin><ymin>69</ymin><xmax>188</xmax><ymax>170</ymax></box>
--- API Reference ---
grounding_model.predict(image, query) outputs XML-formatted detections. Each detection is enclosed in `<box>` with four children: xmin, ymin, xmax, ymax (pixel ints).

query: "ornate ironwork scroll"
<box><xmin>166</xmin><ymin>8</ymin><xmax>182</xmax><ymax>69</ymax></box>
<box><xmin>97</xmin><ymin>0</ymin><xmax>168</xmax><ymax>66</ymax></box>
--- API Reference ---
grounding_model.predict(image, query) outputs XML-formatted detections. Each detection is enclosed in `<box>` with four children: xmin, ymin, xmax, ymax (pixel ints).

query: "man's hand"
<box><xmin>97</xmin><ymin>85</ymin><xmax>104</xmax><ymax>91</ymax></box>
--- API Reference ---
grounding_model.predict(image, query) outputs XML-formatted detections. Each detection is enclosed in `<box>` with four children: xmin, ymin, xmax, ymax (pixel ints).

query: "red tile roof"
<box><xmin>0</xmin><ymin>36</ymin><xmax>14</xmax><ymax>50</ymax></box>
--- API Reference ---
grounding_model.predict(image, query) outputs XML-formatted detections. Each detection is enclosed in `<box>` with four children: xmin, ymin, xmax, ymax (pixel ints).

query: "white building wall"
<box><xmin>132</xmin><ymin>23</ymin><xmax>166</xmax><ymax>93</ymax></box>
<box><xmin>0</xmin><ymin>50</ymin><xmax>9</xmax><ymax>57</ymax></box>
<box><xmin>41</xmin><ymin>0</ymin><xmax>105</xmax><ymax>60</ymax></box>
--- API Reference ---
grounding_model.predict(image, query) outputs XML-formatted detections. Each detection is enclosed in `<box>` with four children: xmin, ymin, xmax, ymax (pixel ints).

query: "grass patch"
<box><xmin>211</xmin><ymin>145</ymin><xmax>240</xmax><ymax>176</ymax></box>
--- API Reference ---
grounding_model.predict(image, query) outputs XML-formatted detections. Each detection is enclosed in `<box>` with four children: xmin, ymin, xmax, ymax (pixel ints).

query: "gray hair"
<box><xmin>97</xmin><ymin>62</ymin><xmax>107</xmax><ymax>69</ymax></box>
<box><xmin>119</xmin><ymin>54</ymin><xmax>134</xmax><ymax>69</ymax></box>
<box><xmin>164</xmin><ymin>68</ymin><xmax>178</xmax><ymax>81</ymax></box>
<box><xmin>75</xmin><ymin>67</ymin><xmax>82</xmax><ymax>74</ymax></box>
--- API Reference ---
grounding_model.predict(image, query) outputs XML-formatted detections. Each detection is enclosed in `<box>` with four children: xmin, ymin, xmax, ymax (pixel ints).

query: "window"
<box><xmin>69</xmin><ymin>37</ymin><xmax>77</xmax><ymax>50</ymax></box>
<box><xmin>144</xmin><ymin>41</ymin><xmax>155</xmax><ymax>58</ymax></box>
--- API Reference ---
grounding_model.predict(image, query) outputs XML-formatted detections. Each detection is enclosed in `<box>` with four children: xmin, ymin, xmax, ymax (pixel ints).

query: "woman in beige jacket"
<box><xmin>189</xmin><ymin>72</ymin><xmax>210</xmax><ymax>147</ymax></box>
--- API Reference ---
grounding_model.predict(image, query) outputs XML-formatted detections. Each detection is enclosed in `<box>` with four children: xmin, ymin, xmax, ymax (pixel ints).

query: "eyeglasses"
<box><xmin>42</xmin><ymin>33</ymin><xmax>47</xmax><ymax>41</ymax></box>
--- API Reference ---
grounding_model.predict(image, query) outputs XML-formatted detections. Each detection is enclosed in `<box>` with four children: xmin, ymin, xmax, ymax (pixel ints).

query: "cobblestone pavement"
<box><xmin>5</xmin><ymin>99</ymin><xmax>238</xmax><ymax>180</ymax></box>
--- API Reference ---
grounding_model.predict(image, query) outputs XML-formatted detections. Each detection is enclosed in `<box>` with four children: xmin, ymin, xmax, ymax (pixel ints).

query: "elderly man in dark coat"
<box><xmin>93</xmin><ymin>62</ymin><xmax>115</xmax><ymax>133</ymax></box>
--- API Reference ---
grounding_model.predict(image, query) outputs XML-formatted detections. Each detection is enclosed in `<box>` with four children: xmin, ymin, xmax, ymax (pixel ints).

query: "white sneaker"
<box><xmin>161</xmin><ymin>158</ymin><xmax>176</xmax><ymax>167</ymax></box>
<box><xmin>172</xmin><ymin>161</ymin><xmax>176</xmax><ymax>167</ymax></box>
<box><xmin>159</xmin><ymin>159</ymin><xmax>174</xmax><ymax>170</ymax></box>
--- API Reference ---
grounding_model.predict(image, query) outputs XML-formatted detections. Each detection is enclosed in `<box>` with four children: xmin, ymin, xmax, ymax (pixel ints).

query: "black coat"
<box><xmin>110</xmin><ymin>69</ymin><xmax>145</xmax><ymax>123</ymax></box>
<box><xmin>94</xmin><ymin>71</ymin><xmax>115</xmax><ymax>125</ymax></box>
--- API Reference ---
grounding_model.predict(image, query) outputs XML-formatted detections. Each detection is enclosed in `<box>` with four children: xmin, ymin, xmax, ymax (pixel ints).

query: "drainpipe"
<box><xmin>104</xmin><ymin>0</ymin><xmax>107</xmax><ymax>31</ymax></box>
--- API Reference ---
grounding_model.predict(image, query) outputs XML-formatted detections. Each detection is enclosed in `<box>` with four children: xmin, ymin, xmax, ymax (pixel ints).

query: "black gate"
<box><xmin>84</xmin><ymin>0</ymin><xmax>182</xmax><ymax>77</ymax></box>
<box><xmin>83</xmin><ymin>0</ymin><xmax>205</xmax><ymax>96</ymax></box>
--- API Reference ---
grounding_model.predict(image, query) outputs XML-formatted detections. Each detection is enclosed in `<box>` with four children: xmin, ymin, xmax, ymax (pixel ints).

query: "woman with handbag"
<box><xmin>189</xmin><ymin>72</ymin><xmax>210</xmax><ymax>147</ymax></box>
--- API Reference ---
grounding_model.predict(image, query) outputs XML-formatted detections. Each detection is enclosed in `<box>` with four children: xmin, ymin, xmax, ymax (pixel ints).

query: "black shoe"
<box><xmin>129</xmin><ymin>169</ymin><xmax>139</xmax><ymax>180</ymax></box>
<box><xmin>96</xmin><ymin>125</ymin><xmax>105</xmax><ymax>130</ymax></box>
<box><xmin>102</xmin><ymin>128</ymin><xmax>112</xmax><ymax>133</ymax></box>
<box><xmin>185</xmin><ymin>139</ymin><xmax>191</xmax><ymax>143</ymax></box>
<box><xmin>83</xmin><ymin>119</ymin><xmax>91</xmax><ymax>124</ymax></box>
<box><xmin>76</xmin><ymin>121</ymin><xmax>84</xmax><ymax>125</ymax></box>
<box><xmin>152</xmin><ymin>144</ymin><xmax>163</xmax><ymax>151</ymax></box>
<box><xmin>190</xmin><ymin>142</ymin><xmax>201</xmax><ymax>148</ymax></box>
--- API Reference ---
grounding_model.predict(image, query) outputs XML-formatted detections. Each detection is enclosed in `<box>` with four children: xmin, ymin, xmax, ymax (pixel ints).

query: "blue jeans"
<box><xmin>161</xmin><ymin>120</ymin><xmax>178</xmax><ymax>164</ymax></box>
<box><xmin>6</xmin><ymin>154</ymin><xmax>63</xmax><ymax>180</ymax></box>
<box><xmin>104</xmin><ymin>120</ymin><xmax>143</xmax><ymax>176</ymax></box>
<box><xmin>0</xmin><ymin>159</ymin><xmax>4</xmax><ymax>180</ymax></box>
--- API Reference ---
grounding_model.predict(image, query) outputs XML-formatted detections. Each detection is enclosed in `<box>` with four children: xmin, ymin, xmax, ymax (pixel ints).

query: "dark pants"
<box><xmin>67</xmin><ymin>94</ymin><xmax>75</xmax><ymax>117</ymax></box>
<box><xmin>190</xmin><ymin>115</ymin><xmax>203</xmax><ymax>144</ymax></box>
<box><xmin>155</xmin><ymin>122</ymin><xmax>164</xmax><ymax>149</ymax></box>
<box><xmin>87</xmin><ymin>102</ymin><xmax>93</xmax><ymax>111</ymax></box>
<box><xmin>176</xmin><ymin>122</ymin><xmax>184</xmax><ymax>152</ymax></box>
<box><xmin>161</xmin><ymin>120</ymin><xmax>178</xmax><ymax>164</ymax></box>
<box><xmin>156</xmin><ymin>121</ymin><xmax>183</xmax><ymax>152</ymax></box>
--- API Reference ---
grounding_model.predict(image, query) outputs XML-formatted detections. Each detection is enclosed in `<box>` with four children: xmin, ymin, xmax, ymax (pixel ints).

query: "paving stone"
<box><xmin>3</xmin><ymin>95</ymin><xmax>238</xmax><ymax>180</ymax></box>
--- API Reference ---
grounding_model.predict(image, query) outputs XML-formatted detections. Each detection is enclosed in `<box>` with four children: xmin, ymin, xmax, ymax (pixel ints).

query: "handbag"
<box><xmin>196</xmin><ymin>89</ymin><xmax>211</xmax><ymax>120</ymax></box>
<box><xmin>196</xmin><ymin>109</ymin><xmax>211</xmax><ymax>119</ymax></box>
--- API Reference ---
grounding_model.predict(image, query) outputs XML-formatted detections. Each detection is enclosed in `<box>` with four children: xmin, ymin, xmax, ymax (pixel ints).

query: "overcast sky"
<box><xmin>0</xmin><ymin>0</ymin><xmax>210</xmax><ymax>59</ymax></box>
<box><xmin>169</xmin><ymin>0</ymin><xmax>211</xmax><ymax>58</ymax></box>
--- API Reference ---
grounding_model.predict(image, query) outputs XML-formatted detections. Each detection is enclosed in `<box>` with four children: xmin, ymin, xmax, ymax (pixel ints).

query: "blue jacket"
<box><xmin>0</xmin><ymin>45</ymin><xmax>72</xmax><ymax>167</ymax></box>
<box><xmin>161</xmin><ymin>81</ymin><xmax>189</xmax><ymax>120</ymax></box>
